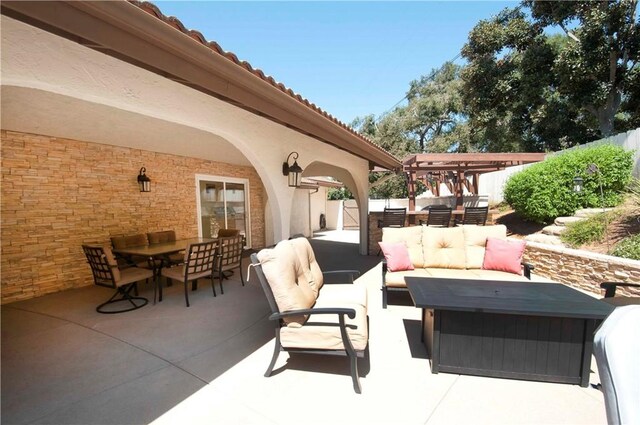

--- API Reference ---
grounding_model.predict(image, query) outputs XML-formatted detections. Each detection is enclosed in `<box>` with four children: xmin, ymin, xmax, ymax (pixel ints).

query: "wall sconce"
<box><xmin>137</xmin><ymin>167</ymin><xmax>151</xmax><ymax>192</ymax></box>
<box><xmin>282</xmin><ymin>152</ymin><xmax>303</xmax><ymax>188</ymax></box>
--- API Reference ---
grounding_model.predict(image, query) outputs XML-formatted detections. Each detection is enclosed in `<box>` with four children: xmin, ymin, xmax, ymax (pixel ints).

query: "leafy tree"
<box><xmin>462</xmin><ymin>0</ymin><xmax>639</xmax><ymax>152</ymax></box>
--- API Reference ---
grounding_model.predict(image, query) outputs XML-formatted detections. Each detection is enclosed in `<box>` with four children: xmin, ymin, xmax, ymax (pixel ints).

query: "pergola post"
<box><xmin>455</xmin><ymin>169</ymin><xmax>465</xmax><ymax>210</ymax></box>
<box><xmin>407</xmin><ymin>170</ymin><xmax>416</xmax><ymax>212</ymax></box>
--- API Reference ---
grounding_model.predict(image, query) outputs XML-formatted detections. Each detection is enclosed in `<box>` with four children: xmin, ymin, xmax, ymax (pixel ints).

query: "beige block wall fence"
<box><xmin>524</xmin><ymin>242</ymin><xmax>640</xmax><ymax>297</ymax></box>
<box><xmin>1</xmin><ymin>130</ymin><xmax>266</xmax><ymax>304</ymax></box>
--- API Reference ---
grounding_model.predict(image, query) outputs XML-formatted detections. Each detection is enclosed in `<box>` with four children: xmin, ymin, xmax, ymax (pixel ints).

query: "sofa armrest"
<box><xmin>522</xmin><ymin>262</ymin><xmax>534</xmax><ymax>280</ymax></box>
<box><xmin>323</xmin><ymin>270</ymin><xmax>360</xmax><ymax>284</ymax></box>
<box><xmin>600</xmin><ymin>282</ymin><xmax>640</xmax><ymax>298</ymax></box>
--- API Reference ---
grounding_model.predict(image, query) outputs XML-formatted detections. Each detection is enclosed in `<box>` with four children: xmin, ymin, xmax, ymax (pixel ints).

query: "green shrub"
<box><xmin>503</xmin><ymin>144</ymin><xmax>633</xmax><ymax>223</ymax></box>
<box><xmin>610</xmin><ymin>234</ymin><xmax>640</xmax><ymax>260</ymax></box>
<box><xmin>560</xmin><ymin>213</ymin><xmax>608</xmax><ymax>248</ymax></box>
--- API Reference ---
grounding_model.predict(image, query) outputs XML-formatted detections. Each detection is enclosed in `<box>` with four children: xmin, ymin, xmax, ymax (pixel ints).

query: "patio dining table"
<box><xmin>112</xmin><ymin>237</ymin><xmax>216</xmax><ymax>301</ymax></box>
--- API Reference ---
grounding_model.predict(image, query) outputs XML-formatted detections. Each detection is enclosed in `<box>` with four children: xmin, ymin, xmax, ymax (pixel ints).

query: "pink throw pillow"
<box><xmin>379</xmin><ymin>242</ymin><xmax>414</xmax><ymax>272</ymax></box>
<box><xmin>482</xmin><ymin>237</ymin><xmax>526</xmax><ymax>275</ymax></box>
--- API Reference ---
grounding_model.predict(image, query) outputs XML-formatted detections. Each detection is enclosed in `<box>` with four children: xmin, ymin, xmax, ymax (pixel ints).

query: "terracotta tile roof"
<box><xmin>130</xmin><ymin>1</ymin><xmax>390</xmax><ymax>159</ymax></box>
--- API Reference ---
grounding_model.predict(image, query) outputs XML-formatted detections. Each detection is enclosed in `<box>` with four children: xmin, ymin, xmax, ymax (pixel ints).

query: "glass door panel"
<box><xmin>197</xmin><ymin>178</ymin><xmax>249</xmax><ymax>245</ymax></box>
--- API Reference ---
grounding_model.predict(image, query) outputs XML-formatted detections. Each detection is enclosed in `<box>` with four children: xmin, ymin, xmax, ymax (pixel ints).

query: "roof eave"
<box><xmin>1</xmin><ymin>0</ymin><xmax>400</xmax><ymax>171</ymax></box>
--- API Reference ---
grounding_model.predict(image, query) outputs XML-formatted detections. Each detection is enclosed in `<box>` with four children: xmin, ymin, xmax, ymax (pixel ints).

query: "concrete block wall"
<box><xmin>1</xmin><ymin>130</ymin><xmax>266</xmax><ymax>304</ymax></box>
<box><xmin>524</xmin><ymin>241</ymin><xmax>640</xmax><ymax>297</ymax></box>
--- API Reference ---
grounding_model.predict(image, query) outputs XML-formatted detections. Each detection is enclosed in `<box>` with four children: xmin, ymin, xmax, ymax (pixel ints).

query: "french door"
<box><xmin>195</xmin><ymin>175</ymin><xmax>250</xmax><ymax>247</ymax></box>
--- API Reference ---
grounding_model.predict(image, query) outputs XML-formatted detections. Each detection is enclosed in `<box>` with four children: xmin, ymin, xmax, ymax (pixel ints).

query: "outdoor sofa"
<box><xmin>380</xmin><ymin>224</ymin><xmax>536</xmax><ymax>308</ymax></box>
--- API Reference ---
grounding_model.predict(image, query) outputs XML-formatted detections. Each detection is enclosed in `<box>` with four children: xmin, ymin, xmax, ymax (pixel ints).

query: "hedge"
<box><xmin>503</xmin><ymin>144</ymin><xmax>633</xmax><ymax>224</ymax></box>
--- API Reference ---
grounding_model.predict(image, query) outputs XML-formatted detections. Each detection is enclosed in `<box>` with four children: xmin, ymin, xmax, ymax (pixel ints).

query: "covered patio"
<box><xmin>2</xmin><ymin>235</ymin><xmax>607</xmax><ymax>424</ymax></box>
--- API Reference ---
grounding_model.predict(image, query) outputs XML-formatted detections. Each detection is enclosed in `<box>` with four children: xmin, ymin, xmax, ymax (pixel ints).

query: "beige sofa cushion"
<box><xmin>422</xmin><ymin>226</ymin><xmax>466</xmax><ymax>269</ymax></box>
<box><xmin>382</xmin><ymin>226</ymin><xmax>424</xmax><ymax>268</ymax></box>
<box><xmin>424</xmin><ymin>268</ymin><xmax>476</xmax><ymax>280</ymax></box>
<box><xmin>256</xmin><ymin>240</ymin><xmax>316</xmax><ymax>327</ymax></box>
<box><xmin>384</xmin><ymin>269</ymin><xmax>431</xmax><ymax>287</ymax></box>
<box><xmin>469</xmin><ymin>269</ymin><xmax>529</xmax><ymax>282</ymax></box>
<box><xmin>280</xmin><ymin>303</ymin><xmax>368</xmax><ymax>351</ymax></box>
<box><xmin>289</xmin><ymin>237</ymin><xmax>324</xmax><ymax>297</ymax></box>
<box><xmin>462</xmin><ymin>225</ymin><xmax>508</xmax><ymax>269</ymax></box>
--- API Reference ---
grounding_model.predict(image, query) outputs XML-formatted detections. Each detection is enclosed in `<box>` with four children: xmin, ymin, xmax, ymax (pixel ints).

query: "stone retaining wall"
<box><xmin>523</xmin><ymin>241</ymin><xmax>640</xmax><ymax>296</ymax></box>
<box><xmin>1</xmin><ymin>130</ymin><xmax>266</xmax><ymax>304</ymax></box>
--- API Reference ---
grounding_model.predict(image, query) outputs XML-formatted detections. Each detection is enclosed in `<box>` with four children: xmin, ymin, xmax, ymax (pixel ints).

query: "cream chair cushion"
<box><xmin>103</xmin><ymin>247</ymin><xmax>121</xmax><ymax>282</ymax></box>
<box><xmin>289</xmin><ymin>237</ymin><xmax>324</xmax><ymax>297</ymax></box>
<box><xmin>462</xmin><ymin>225</ymin><xmax>508</xmax><ymax>269</ymax></box>
<box><xmin>256</xmin><ymin>240</ymin><xmax>316</xmax><ymax>327</ymax></box>
<box><xmin>317</xmin><ymin>284</ymin><xmax>368</xmax><ymax>309</ymax></box>
<box><xmin>280</xmin><ymin>302</ymin><xmax>368</xmax><ymax>351</ymax></box>
<box><xmin>469</xmin><ymin>269</ymin><xmax>529</xmax><ymax>282</ymax></box>
<box><xmin>382</xmin><ymin>226</ymin><xmax>425</xmax><ymax>268</ymax></box>
<box><xmin>422</xmin><ymin>226</ymin><xmax>466</xmax><ymax>269</ymax></box>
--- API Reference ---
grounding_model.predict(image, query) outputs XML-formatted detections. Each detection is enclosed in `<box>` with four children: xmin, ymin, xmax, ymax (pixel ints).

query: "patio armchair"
<box><xmin>600</xmin><ymin>282</ymin><xmax>640</xmax><ymax>307</ymax></box>
<box><xmin>215</xmin><ymin>235</ymin><xmax>245</xmax><ymax>293</ymax></box>
<box><xmin>159</xmin><ymin>240</ymin><xmax>218</xmax><ymax>307</ymax></box>
<box><xmin>147</xmin><ymin>230</ymin><xmax>184</xmax><ymax>265</ymax></box>
<box><xmin>82</xmin><ymin>245</ymin><xmax>151</xmax><ymax>314</ymax></box>
<box><xmin>420</xmin><ymin>207</ymin><xmax>452</xmax><ymax>227</ymax></box>
<box><xmin>251</xmin><ymin>237</ymin><xmax>368</xmax><ymax>393</ymax></box>
<box><xmin>457</xmin><ymin>206</ymin><xmax>489</xmax><ymax>226</ymax></box>
<box><xmin>110</xmin><ymin>233</ymin><xmax>154</xmax><ymax>269</ymax></box>
<box><xmin>593</xmin><ymin>305</ymin><xmax>640</xmax><ymax>425</ymax></box>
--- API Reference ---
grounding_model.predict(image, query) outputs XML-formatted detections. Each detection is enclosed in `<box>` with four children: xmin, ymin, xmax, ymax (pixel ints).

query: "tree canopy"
<box><xmin>350</xmin><ymin>0</ymin><xmax>639</xmax><ymax>199</ymax></box>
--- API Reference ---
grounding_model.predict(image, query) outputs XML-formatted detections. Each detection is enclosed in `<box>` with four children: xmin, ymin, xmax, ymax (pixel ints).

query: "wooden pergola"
<box><xmin>403</xmin><ymin>153</ymin><xmax>546</xmax><ymax>211</ymax></box>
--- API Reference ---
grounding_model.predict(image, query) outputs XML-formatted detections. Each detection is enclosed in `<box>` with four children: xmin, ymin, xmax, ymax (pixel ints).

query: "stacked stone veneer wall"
<box><xmin>524</xmin><ymin>241</ymin><xmax>640</xmax><ymax>297</ymax></box>
<box><xmin>1</xmin><ymin>130</ymin><xmax>266</xmax><ymax>304</ymax></box>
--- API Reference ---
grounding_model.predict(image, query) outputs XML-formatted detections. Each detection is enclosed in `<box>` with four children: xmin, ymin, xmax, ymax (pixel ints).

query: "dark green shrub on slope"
<box><xmin>503</xmin><ymin>144</ymin><xmax>633</xmax><ymax>224</ymax></box>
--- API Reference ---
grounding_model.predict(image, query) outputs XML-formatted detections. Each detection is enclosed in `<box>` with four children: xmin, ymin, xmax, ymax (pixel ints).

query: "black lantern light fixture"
<box><xmin>572</xmin><ymin>175</ymin><xmax>584</xmax><ymax>193</ymax></box>
<box><xmin>137</xmin><ymin>167</ymin><xmax>151</xmax><ymax>192</ymax></box>
<box><xmin>282</xmin><ymin>152</ymin><xmax>303</xmax><ymax>188</ymax></box>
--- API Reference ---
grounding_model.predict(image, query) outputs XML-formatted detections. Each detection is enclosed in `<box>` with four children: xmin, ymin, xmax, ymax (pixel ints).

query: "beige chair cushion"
<box><xmin>110</xmin><ymin>233</ymin><xmax>148</xmax><ymax>249</ymax></box>
<box><xmin>102</xmin><ymin>247</ymin><xmax>121</xmax><ymax>282</ymax></box>
<box><xmin>289</xmin><ymin>237</ymin><xmax>324</xmax><ymax>297</ymax></box>
<box><xmin>384</xmin><ymin>269</ymin><xmax>432</xmax><ymax>288</ymax></box>
<box><xmin>256</xmin><ymin>240</ymin><xmax>316</xmax><ymax>327</ymax></box>
<box><xmin>382</xmin><ymin>226</ymin><xmax>425</xmax><ymax>268</ymax></box>
<box><xmin>118</xmin><ymin>266</ymin><xmax>154</xmax><ymax>287</ymax></box>
<box><xmin>462</xmin><ymin>225</ymin><xmax>508</xmax><ymax>269</ymax></box>
<box><xmin>317</xmin><ymin>284</ymin><xmax>368</xmax><ymax>309</ymax></box>
<box><xmin>147</xmin><ymin>230</ymin><xmax>176</xmax><ymax>244</ymax></box>
<box><xmin>422</xmin><ymin>226</ymin><xmax>466</xmax><ymax>269</ymax></box>
<box><xmin>280</xmin><ymin>303</ymin><xmax>368</xmax><ymax>351</ymax></box>
<box><xmin>161</xmin><ymin>265</ymin><xmax>211</xmax><ymax>282</ymax></box>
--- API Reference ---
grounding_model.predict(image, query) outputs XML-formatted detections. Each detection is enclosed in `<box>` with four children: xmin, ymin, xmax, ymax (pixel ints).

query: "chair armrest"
<box><xmin>269</xmin><ymin>307</ymin><xmax>356</xmax><ymax>321</ymax></box>
<box><xmin>522</xmin><ymin>262</ymin><xmax>534</xmax><ymax>280</ymax></box>
<box><xmin>322</xmin><ymin>270</ymin><xmax>360</xmax><ymax>284</ymax></box>
<box><xmin>600</xmin><ymin>282</ymin><xmax>640</xmax><ymax>298</ymax></box>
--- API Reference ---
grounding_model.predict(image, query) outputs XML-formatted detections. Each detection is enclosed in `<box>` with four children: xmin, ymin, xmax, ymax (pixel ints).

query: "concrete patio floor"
<box><xmin>1</xmin><ymin>231</ymin><xmax>607</xmax><ymax>424</ymax></box>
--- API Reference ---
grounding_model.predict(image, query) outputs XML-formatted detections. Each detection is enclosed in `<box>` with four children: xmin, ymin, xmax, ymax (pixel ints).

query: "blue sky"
<box><xmin>156</xmin><ymin>1</ymin><xmax>518</xmax><ymax>124</ymax></box>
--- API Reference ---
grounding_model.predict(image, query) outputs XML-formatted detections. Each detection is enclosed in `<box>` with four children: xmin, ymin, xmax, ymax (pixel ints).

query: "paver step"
<box><xmin>574</xmin><ymin>208</ymin><xmax>614</xmax><ymax>218</ymax></box>
<box><xmin>554</xmin><ymin>216</ymin><xmax>585</xmax><ymax>226</ymax></box>
<box><xmin>525</xmin><ymin>233</ymin><xmax>565</xmax><ymax>246</ymax></box>
<box><xmin>542</xmin><ymin>225</ymin><xmax>566</xmax><ymax>236</ymax></box>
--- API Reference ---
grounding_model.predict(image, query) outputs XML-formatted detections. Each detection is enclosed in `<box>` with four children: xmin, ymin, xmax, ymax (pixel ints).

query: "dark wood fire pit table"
<box><xmin>405</xmin><ymin>277</ymin><xmax>614</xmax><ymax>387</ymax></box>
